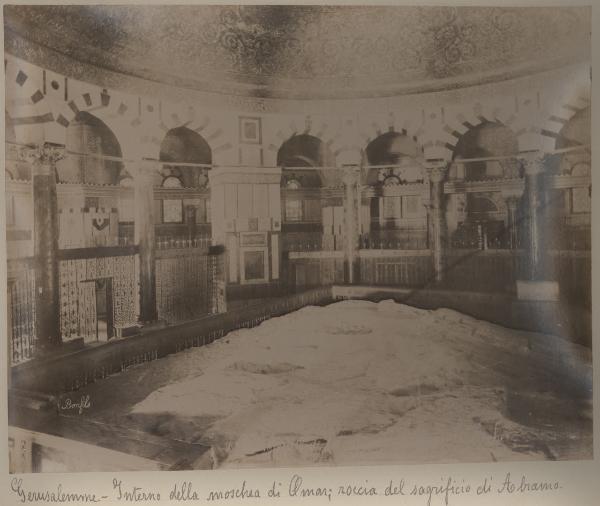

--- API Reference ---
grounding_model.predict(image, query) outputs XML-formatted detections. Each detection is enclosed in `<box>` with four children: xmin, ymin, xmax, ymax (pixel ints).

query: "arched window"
<box><xmin>159</xmin><ymin>127</ymin><xmax>211</xmax><ymax>188</ymax></box>
<box><xmin>118</xmin><ymin>176</ymin><xmax>134</xmax><ymax>188</ymax></box>
<box><xmin>64</xmin><ymin>111</ymin><xmax>123</xmax><ymax>184</ymax></box>
<box><xmin>283</xmin><ymin>178</ymin><xmax>303</xmax><ymax>222</ymax></box>
<box><xmin>162</xmin><ymin>176</ymin><xmax>184</xmax><ymax>188</ymax></box>
<box><xmin>161</xmin><ymin>176</ymin><xmax>184</xmax><ymax>223</ymax></box>
<box><xmin>285</xmin><ymin>178</ymin><xmax>302</xmax><ymax>190</ymax></box>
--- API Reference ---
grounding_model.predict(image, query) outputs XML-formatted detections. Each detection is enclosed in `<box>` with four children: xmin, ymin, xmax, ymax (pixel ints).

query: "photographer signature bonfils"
<box><xmin>58</xmin><ymin>395</ymin><xmax>91</xmax><ymax>414</ymax></box>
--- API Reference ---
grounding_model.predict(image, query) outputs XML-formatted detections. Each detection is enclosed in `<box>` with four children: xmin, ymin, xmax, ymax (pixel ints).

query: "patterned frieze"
<box><xmin>4</xmin><ymin>46</ymin><xmax>590</xmax><ymax>166</ymax></box>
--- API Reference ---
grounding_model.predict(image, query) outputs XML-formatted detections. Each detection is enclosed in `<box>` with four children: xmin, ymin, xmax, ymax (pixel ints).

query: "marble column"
<box><xmin>342</xmin><ymin>166</ymin><xmax>361</xmax><ymax>284</ymax></box>
<box><xmin>522</xmin><ymin>155</ymin><xmax>546</xmax><ymax>281</ymax></box>
<box><xmin>514</xmin><ymin>154</ymin><xmax>559</xmax><ymax>301</ymax></box>
<box><xmin>425</xmin><ymin>162</ymin><xmax>448</xmax><ymax>284</ymax></box>
<box><xmin>134</xmin><ymin>159</ymin><xmax>158</xmax><ymax>323</ymax></box>
<box><xmin>29</xmin><ymin>145</ymin><xmax>64</xmax><ymax>351</ymax></box>
<box><xmin>500</xmin><ymin>187</ymin><xmax>524</xmax><ymax>250</ymax></box>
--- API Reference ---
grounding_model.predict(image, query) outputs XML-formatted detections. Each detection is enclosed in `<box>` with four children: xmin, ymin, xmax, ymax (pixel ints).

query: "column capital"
<box><xmin>424</xmin><ymin>160</ymin><xmax>448</xmax><ymax>183</ymax></box>
<box><xmin>26</xmin><ymin>144</ymin><xmax>65</xmax><ymax>169</ymax></box>
<box><xmin>341</xmin><ymin>165</ymin><xmax>361</xmax><ymax>186</ymax></box>
<box><xmin>520</xmin><ymin>152</ymin><xmax>545</xmax><ymax>176</ymax></box>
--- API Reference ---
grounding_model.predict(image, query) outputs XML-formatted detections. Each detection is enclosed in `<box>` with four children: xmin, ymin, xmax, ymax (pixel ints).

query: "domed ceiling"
<box><xmin>4</xmin><ymin>5</ymin><xmax>591</xmax><ymax>100</ymax></box>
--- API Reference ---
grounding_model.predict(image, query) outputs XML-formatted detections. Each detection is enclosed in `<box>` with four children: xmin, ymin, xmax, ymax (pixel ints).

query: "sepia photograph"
<box><xmin>2</xmin><ymin>3</ymin><xmax>593</xmax><ymax>474</ymax></box>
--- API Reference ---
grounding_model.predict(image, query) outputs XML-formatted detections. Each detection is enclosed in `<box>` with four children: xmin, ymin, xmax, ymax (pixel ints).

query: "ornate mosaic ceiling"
<box><xmin>4</xmin><ymin>5</ymin><xmax>591</xmax><ymax>99</ymax></box>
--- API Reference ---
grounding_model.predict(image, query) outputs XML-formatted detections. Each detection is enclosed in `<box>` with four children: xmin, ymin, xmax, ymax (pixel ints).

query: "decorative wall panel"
<box><xmin>156</xmin><ymin>250</ymin><xmax>213</xmax><ymax>323</ymax></box>
<box><xmin>7</xmin><ymin>263</ymin><xmax>36</xmax><ymax>364</ymax></box>
<box><xmin>58</xmin><ymin>254</ymin><xmax>139</xmax><ymax>341</ymax></box>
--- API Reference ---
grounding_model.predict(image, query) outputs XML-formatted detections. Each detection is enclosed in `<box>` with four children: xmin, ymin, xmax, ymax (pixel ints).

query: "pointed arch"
<box><xmin>277</xmin><ymin>134</ymin><xmax>337</xmax><ymax>187</ymax></box>
<box><xmin>452</xmin><ymin>121</ymin><xmax>519</xmax><ymax>180</ymax></box>
<box><xmin>364</xmin><ymin>131</ymin><xmax>423</xmax><ymax>186</ymax></box>
<box><xmin>277</xmin><ymin>134</ymin><xmax>334</xmax><ymax>168</ymax></box>
<box><xmin>365</xmin><ymin>131</ymin><xmax>420</xmax><ymax>166</ymax></box>
<box><xmin>61</xmin><ymin>111</ymin><xmax>123</xmax><ymax>184</ymax></box>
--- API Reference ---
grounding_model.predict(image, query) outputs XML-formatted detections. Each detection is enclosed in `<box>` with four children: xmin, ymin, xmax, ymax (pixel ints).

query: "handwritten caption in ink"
<box><xmin>9</xmin><ymin>472</ymin><xmax>562</xmax><ymax>505</ymax></box>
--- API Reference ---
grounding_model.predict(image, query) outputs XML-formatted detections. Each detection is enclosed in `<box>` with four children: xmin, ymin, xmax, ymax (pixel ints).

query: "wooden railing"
<box><xmin>359</xmin><ymin>250</ymin><xmax>433</xmax><ymax>287</ymax></box>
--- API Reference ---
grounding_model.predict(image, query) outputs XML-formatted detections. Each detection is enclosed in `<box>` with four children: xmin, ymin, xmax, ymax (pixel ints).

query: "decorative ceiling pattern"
<box><xmin>4</xmin><ymin>5</ymin><xmax>591</xmax><ymax>100</ymax></box>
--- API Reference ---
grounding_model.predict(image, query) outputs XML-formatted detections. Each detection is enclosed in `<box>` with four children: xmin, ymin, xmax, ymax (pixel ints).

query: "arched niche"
<box><xmin>364</xmin><ymin>132</ymin><xmax>423</xmax><ymax>186</ymax></box>
<box><xmin>451</xmin><ymin>121</ymin><xmax>519</xmax><ymax>181</ymax></box>
<box><xmin>159</xmin><ymin>126</ymin><xmax>211</xmax><ymax>188</ymax></box>
<box><xmin>62</xmin><ymin>111</ymin><xmax>123</xmax><ymax>185</ymax></box>
<box><xmin>277</xmin><ymin>134</ymin><xmax>338</xmax><ymax>187</ymax></box>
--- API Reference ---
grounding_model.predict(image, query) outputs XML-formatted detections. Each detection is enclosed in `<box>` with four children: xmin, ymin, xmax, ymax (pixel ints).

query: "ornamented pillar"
<box><xmin>500</xmin><ymin>187</ymin><xmax>524</xmax><ymax>250</ymax></box>
<box><xmin>522</xmin><ymin>154</ymin><xmax>546</xmax><ymax>281</ymax></box>
<box><xmin>134</xmin><ymin>159</ymin><xmax>158</xmax><ymax>323</ymax></box>
<box><xmin>28</xmin><ymin>144</ymin><xmax>64</xmax><ymax>351</ymax></box>
<box><xmin>515</xmin><ymin>153</ymin><xmax>559</xmax><ymax>301</ymax></box>
<box><xmin>342</xmin><ymin>166</ymin><xmax>361</xmax><ymax>284</ymax></box>
<box><xmin>425</xmin><ymin>161</ymin><xmax>448</xmax><ymax>284</ymax></box>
